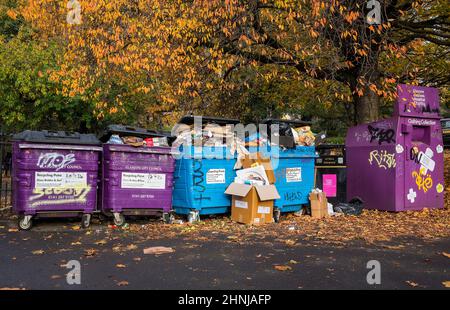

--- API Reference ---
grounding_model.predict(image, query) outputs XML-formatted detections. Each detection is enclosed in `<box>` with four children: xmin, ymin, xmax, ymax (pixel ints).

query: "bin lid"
<box><xmin>178</xmin><ymin>115</ymin><xmax>240</xmax><ymax>126</ymax></box>
<box><xmin>13</xmin><ymin>130</ymin><xmax>100</xmax><ymax>145</ymax></box>
<box><xmin>100</xmin><ymin>124</ymin><xmax>165</xmax><ymax>142</ymax></box>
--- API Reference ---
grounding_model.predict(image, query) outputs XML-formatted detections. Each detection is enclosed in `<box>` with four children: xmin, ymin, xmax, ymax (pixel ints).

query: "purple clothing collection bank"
<box><xmin>12</xmin><ymin>84</ymin><xmax>445</xmax><ymax>230</ymax></box>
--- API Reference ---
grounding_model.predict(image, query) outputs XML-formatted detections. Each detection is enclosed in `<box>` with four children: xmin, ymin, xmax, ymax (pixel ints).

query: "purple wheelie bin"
<box><xmin>12</xmin><ymin>130</ymin><xmax>102</xmax><ymax>230</ymax></box>
<box><xmin>100</xmin><ymin>125</ymin><xmax>176</xmax><ymax>226</ymax></box>
<box><xmin>346</xmin><ymin>84</ymin><xmax>444</xmax><ymax>211</ymax></box>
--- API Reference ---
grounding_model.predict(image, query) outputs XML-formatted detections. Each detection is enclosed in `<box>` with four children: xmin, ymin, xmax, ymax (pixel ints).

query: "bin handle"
<box><xmin>194</xmin><ymin>196</ymin><xmax>211</xmax><ymax>200</ymax></box>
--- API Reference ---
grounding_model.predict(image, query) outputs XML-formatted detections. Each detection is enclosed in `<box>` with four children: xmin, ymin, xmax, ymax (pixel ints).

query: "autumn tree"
<box><xmin>20</xmin><ymin>0</ymin><xmax>449</xmax><ymax>125</ymax></box>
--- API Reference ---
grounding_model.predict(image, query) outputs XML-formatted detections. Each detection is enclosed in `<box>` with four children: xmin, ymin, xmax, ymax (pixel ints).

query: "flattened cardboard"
<box><xmin>225</xmin><ymin>183</ymin><xmax>252</xmax><ymax>197</ymax></box>
<box><xmin>241</xmin><ymin>153</ymin><xmax>276</xmax><ymax>184</ymax></box>
<box><xmin>254</xmin><ymin>185</ymin><xmax>280</xmax><ymax>201</ymax></box>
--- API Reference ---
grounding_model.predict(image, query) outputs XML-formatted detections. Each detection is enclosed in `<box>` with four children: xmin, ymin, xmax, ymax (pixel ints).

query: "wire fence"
<box><xmin>0</xmin><ymin>131</ymin><xmax>13</xmax><ymax>210</ymax></box>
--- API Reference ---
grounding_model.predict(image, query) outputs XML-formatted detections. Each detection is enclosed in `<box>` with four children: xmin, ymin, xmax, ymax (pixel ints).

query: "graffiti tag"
<box><xmin>412</xmin><ymin>168</ymin><xmax>433</xmax><ymax>193</ymax></box>
<box><xmin>284</xmin><ymin>191</ymin><xmax>303</xmax><ymax>202</ymax></box>
<box><xmin>192</xmin><ymin>159</ymin><xmax>209</xmax><ymax>201</ymax></box>
<box><xmin>37</xmin><ymin>153</ymin><xmax>76</xmax><ymax>171</ymax></box>
<box><xmin>368</xmin><ymin>125</ymin><xmax>396</xmax><ymax>145</ymax></box>
<box><xmin>368</xmin><ymin>150</ymin><xmax>396</xmax><ymax>169</ymax></box>
<box><xmin>29</xmin><ymin>186</ymin><xmax>91</xmax><ymax>207</ymax></box>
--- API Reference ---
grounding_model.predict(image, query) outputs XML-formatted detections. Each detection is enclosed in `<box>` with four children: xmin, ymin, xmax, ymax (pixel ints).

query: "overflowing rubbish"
<box><xmin>107</xmin><ymin>134</ymin><xmax>169</xmax><ymax>147</ymax></box>
<box><xmin>172</xmin><ymin>116</ymin><xmax>242</xmax><ymax>149</ymax></box>
<box><xmin>292</xmin><ymin>126</ymin><xmax>316</xmax><ymax>146</ymax></box>
<box><xmin>260</xmin><ymin>119</ymin><xmax>317</xmax><ymax>148</ymax></box>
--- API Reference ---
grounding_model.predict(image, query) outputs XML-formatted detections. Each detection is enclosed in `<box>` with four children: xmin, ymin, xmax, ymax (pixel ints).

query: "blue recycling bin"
<box><xmin>257</xmin><ymin>119</ymin><xmax>317</xmax><ymax>221</ymax></box>
<box><xmin>260</xmin><ymin>145</ymin><xmax>317</xmax><ymax>220</ymax></box>
<box><xmin>172</xmin><ymin>146</ymin><xmax>237</xmax><ymax>221</ymax></box>
<box><xmin>171</xmin><ymin>115</ymin><xmax>241</xmax><ymax>222</ymax></box>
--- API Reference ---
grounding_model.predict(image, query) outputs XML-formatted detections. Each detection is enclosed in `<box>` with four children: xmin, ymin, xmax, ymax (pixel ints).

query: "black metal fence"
<box><xmin>0</xmin><ymin>131</ymin><xmax>12</xmax><ymax>210</ymax></box>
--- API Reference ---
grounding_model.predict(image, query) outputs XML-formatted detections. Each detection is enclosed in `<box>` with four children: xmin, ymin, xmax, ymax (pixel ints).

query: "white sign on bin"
<box><xmin>235</xmin><ymin>200</ymin><xmax>248</xmax><ymax>209</ymax></box>
<box><xmin>286</xmin><ymin>167</ymin><xmax>302</xmax><ymax>182</ymax></box>
<box><xmin>206</xmin><ymin>169</ymin><xmax>226</xmax><ymax>184</ymax></box>
<box><xmin>121</xmin><ymin>172</ymin><xmax>166</xmax><ymax>189</ymax></box>
<box><xmin>35</xmin><ymin>172</ymin><xmax>87</xmax><ymax>188</ymax></box>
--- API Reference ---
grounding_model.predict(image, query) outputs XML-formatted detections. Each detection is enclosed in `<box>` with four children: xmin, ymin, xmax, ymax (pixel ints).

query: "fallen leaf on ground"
<box><xmin>383</xmin><ymin>244</ymin><xmax>405</xmax><ymax>250</ymax></box>
<box><xmin>84</xmin><ymin>249</ymin><xmax>97</xmax><ymax>257</ymax></box>
<box><xmin>126</xmin><ymin>244</ymin><xmax>138</xmax><ymax>251</ymax></box>
<box><xmin>143</xmin><ymin>246</ymin><xmax>174</xmax><ymax>255</ymax></box>
<box><xmin>289</xmin><ymin>260</ymin><xmax>298</xmax><ymax>264</ymax></box>
<box><xmin>71</xmin><ymin>226</ymin><xmax>80</xmax><ymax>231</ymax></box>
<box><xmin>8</xmin><ymin>228</ymin><xmax>18</xmax><ymax>232</ymax></box>
<box><xmin>117</xmin><ymin>281</ymin><xmax>129</xmax><ymax>286</ymax></box>
<box><xmin>442</xmin><ymin>252</ymin><xmax>450</xmax><ymax>259</ymax></box>
<box><xmin>116</xmin><ymin>264</ymin><xmax>126</xmax><ymax>268</ymax></box>
<box><xmin>51</xmin><ymin>275</ymin><xmax>61</xmax><ymax>280</ymax></box>
<box><xmin>0</xmin><ymin>287</ymin><xmax>25</xmax><ymax>290</ymax></box>
<box><xmin>95</xmin><ymin>239</ymin><xmax>107</xmax><ymax>245</ymax></box>
<box><xmin>71</xmin><ymin>241</ymin><xmax>82</xmax><ymax>246</ymax></box>
<box><xmin>406</xmin><ymin>281</ymin><xmax>419</xmax><ymax>287</ymax></box>
<box><xmin>443</xmin><ymin>281</ymin><xmax>450</xmax><ymax>288</ymax></box>
<box><xmin>133</xmin><ymin>257</ymin><xmax>141</xmax><ymax>262</ymax></box>
<box><xmin>284</xmin><ymin>239</ymin><xmax>296</xmax><ymax>246</ymax></box>
<box><xmin>274</xmin><ymin>265</ymin><xmax>292</xmax><ymax>271</ymax></box>
<box><xmin>31</xmin><ymin>250</ymin><xmax>44</xmax><ymax>255</ymax></box>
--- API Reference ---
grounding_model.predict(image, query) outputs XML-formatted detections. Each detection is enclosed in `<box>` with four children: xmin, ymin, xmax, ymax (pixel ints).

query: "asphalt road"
<box><xmin>0</xmin><ymin>219</ymin><xmax>449</xmax><ymax>290</ymax></box>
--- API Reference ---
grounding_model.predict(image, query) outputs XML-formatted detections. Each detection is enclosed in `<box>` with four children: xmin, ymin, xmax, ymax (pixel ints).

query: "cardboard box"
<box><xmin>309</xmin><ymin>192</ymin><xmax>329</xmax><ymax>219</ymax></box>
<box><xmin>241</xmin><ymin>153</ymin><xmax>276</xmax><ymax>184</ymax></box>
<box><xmin>225</xmin><ymin>183</ymin><xmax>280</xmax><ymax>225</ymax></box>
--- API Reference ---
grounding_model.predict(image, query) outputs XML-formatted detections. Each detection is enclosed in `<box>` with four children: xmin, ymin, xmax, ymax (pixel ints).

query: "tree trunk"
<box><xmin>353</xmin><ymin>85</ymin><xmax>381</xmax><ymax>125</ymax></box>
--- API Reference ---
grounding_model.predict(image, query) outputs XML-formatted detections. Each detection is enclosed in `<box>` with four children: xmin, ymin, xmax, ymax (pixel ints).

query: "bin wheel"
<box><xmin>113</xmin><ymin>213</ymin><xmax>126</xmax><ymax>226</ymax></box>
<box><xmin>81</xmin><ymin>214</ymin><xmax>91</xmax><ymax>229</ymax></box>
<box><xmin>187</xmin><ymin>211</ymin><xmax>199</xmax><ymax>224</ymax></box>
<box><xmin>273</xmin><ymin>209</ymin><xmax>281</xmax><ymax>223</ymax></box>
<box><xmin>18</xmin><ymin>216</ymin><xmax>33</xmax><ymax>231</ymax></box>
<box><xmin>163</xmin><ymin>213</ymin><xmax>175</xmax><ymax>224</ymax></box>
